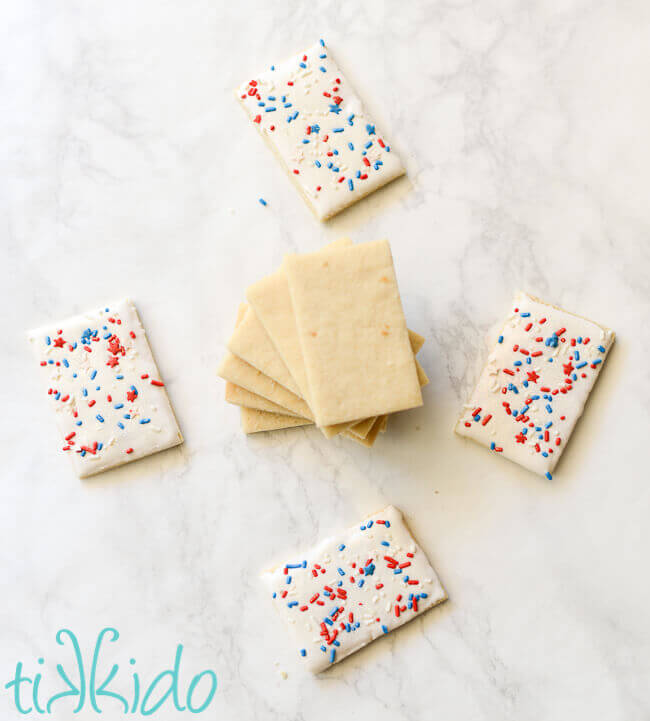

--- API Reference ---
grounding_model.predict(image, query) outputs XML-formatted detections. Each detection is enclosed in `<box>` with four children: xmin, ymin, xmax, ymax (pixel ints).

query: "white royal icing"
<box><xmin>455</xmin><ymin>291</ymin><xmax>615</xmax><ymax>478</ymax></box>
<box><xmin>28</xmin><ymin>299</ymin><xmax>183</xmax><ymax>477</ymax></box>
<box><xmin>261</xmin><ymin>506</ymin><xmax>447</xmax><ymax>673</ymax></box>
<box><xmin>237</xmin><ymin>40</ymin><xmax>405</xmax><ymax>220</ymax></box>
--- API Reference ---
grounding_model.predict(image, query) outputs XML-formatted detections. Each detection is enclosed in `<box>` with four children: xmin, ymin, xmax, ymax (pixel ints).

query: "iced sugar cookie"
<box><xmin>455</xmin><ymin>291</ymin><xmax>615</xmax><ymax>479</ymax></box>
<box><xmin>28</xmin><ymin>299</ymin><xmax>183</xmax><ymax>477</ymax></box>
<box><xmin>262</xmin><ymin>506</ymin><xmax>447</xmax><ymax>672</ymax></box>
<box><xmin>237</xmin><ymin>41</ymin><xmax>404</xmax><ymax>220</ymax></box>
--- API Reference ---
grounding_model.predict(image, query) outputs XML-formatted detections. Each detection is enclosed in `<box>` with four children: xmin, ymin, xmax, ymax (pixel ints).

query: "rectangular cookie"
<box><xmin>261</xmin><ymin>505</ymin><xmax>447</xmax><ymax>672</ymax></box>
<box><xmin>27</xmin><ymin>299</ymin><xmax>183</xmax><ymax>478</ymax></box>
<box><xmin>455</xmin><ymin>291</ymin><xmax>615</xmax><ymax>479</ymax></box>
<box><xmin>246</xmin><ymin>238</ymin><xmax>352</xmax><ymax>405</ymax></box>
<box><xmin>285</xmin><ymin>240</ymin><xmax>422</xmax><ymax>426</ymax></box>
<box><xmin>237</xmin><ymin>41</ymin><xmax>405</xmax><ymax>221</ymax></box>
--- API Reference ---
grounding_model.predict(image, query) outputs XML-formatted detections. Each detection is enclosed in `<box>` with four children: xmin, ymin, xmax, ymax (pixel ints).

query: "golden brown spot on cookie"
<box><xmin>380</xmin><ymin>276</ymin><xmax>389</xmax><ymax>282</ymax></box>
<box><xmin>310</xmin><ymin>331</ymin><xmax>318</xmax><ymax>337</ymax></box>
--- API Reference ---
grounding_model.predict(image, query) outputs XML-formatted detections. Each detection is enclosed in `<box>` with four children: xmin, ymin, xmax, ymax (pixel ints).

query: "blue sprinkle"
<box><xmin>62</xmin><ymin>358</ymin><xmax>69</xmax><ymax>368</ymax></box>
<box><xmin>96</xmin><ymin>414</ymin><xmax>104</xmax><ymax>423</ymax></box>
<box><xmin>545</xmin><ymin>471</ymin><xmax>553</xmax><ymax>480</ymax></box>
<box><xmin>348</xmin><ymin>179</ymin><xmax>354</xmax><ymax>191</ymax></box>
<box><xmin>258</xmin><ymin>198</ymin><xmax>267</xmax><ymax>206</ymax></box>
<box><xmin>117</xmin><ymin>422</ymin><xmax>125</xmax><ymax>429</ymax></box>
<box><xmin>358</xmin><ymin>579</ymin><xmax>364</xmax><ymax>588</ymax></box>
<box><xmin>139</xmin><ymin>419</ymin><xmax>150</xmax><ymax>424</ymax></box>
<box><xmin>598</xmin><ymin>345</ymin><xmax>606</xmax><ymax>353</ymax></box>
<box><xmin>381</xmin><ymin>541</ymin><xmax>390</xmax><ymax>547</ymax></box>
<box><xmin>116</xmin><ymin>374</ymin><xmax>124</xmax><ymax>379</ymax></box>
<box><xmin>382</xmin><ymin>625</ymin><xmax>388</xmax><ymax>634</ymax></box>
<box><xmin>265</xmin><ymin>106</ymin><xmax>276</xmax><ymax>112</ymax></box>
<box><xmin>45</xmin><ymin>336</ymin><xmax>51</xmax><ymax>345</ymax></box>
<box><xmin>333</xmin><ymin>127</ymin><xmax>344</xmax><ymax>133</ymax></box>
<box><xmin>114</xmin><ymin>403</ymin><xmax>124</xmax><ymax>409</ymax></box>
<box><xmin>300</xmin><ymin>649</ymin><xmax>306</xmax><ymax>657</ymax></box>
<box><xmin>348</xmin><ymin>142</ymin><xmax>354</xmax><ymax>150</ymax></box>
<box><xmin>367</xmin><ymin>520</ymin><xmax>373</xmax><ymax>528</ymax></box>
<box><xmin>337</xmin><ymin>568</ymin><xmax>345</xmax><ymax>576</ymax></box>
<box><xmin>272</xmin><ymin>592</ymin><xmax>276</xmax><ymax>599</ymax></box>
<box><xmin>546</xmin><ymin>404</ymin><xmax>553</xmax><ymax>414</ymax></box>
<box><xmin>545</xmin><ymin>333</ymin><xmax>559</xmax><ymax>348</ymax></box>
<box><xmin>384</xmin><ymin>521</ymin><xmax>390</xmax><ymax>528</ymax></box>
<box><xmin>520</xmin><ymin>312</ymin><xmax>530</xmax><ymax>317</ymax></box>
<box><xmin>498</xmin><ymin>335</ymin><xmax>504</xmax><ymax>343</ymax></box>
<box><xmin>319</xmin><ymin>66</ymin><xmax>326</xmax><ymax>72</ymax></box>
<box><xmin>592</xmin><ymin>359</ymin><xmax>602</xmax><ymax>365</ymax></box>
<box><xmin>90</xmin><ymin>370</ymin><xmax>97</xmax><ymax>380</ymax></box>
<box><xmin>286</xmin><ymin>576</ymin><xmax>291</xmax><ymax>584</ymax></box>
<box><xmin>338</xmin><ymin>544</ymin><xmax>345</xmax><ymax>551</ymax></box>
<box><xmin>82</xmin><ymin>388</ymin><xmax>88</xmax><ymax>397</ymax></box>
<box><xmin>366</xmin><ymin>124</ymin><xmax>375</xmax><ymax>135</ymax></box>
<box><xmin>299</xmin><ymin>62</ymin><xmax>306</xmax><ymax>69</ymax></box>
<box><xmin>490</xmin><ymin>442</ymin><xmax>495</xmax><ymax>450</ymax></box>
<box><xmin>364</xmin><ymin>141</ymin><xmax>372</xmax><ymax>149</ymax></box>
<box><xmin>330</xmin><ymin>649</ymin><xmax>336</xmax><ymax>664</ymax></box>
<box><xmin>76</xmin><ymin>420</ymin><xmax>82</xmax><ymax>426</ymax></box>
<box><xmin>320</xmin><ymin>38</ymin><xmax>325</xmax><ymax>46</ymax></box>
<box><xmin>287</xmin><ymin>601</ymin><xmax>298</xmax><ymax>608</ymax></box>
<box><xmin>314</xmin><ymin>160</ymin><xmax>321</xmax><ymax>168</ymax></box>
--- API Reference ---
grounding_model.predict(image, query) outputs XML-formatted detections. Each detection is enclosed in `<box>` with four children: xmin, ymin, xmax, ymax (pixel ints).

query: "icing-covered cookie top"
<box><xmin>456</xmin><ymin>291</ymin><xmax>615</xmax><ymax>478</ymax></box>
<box><xmin>28</xmin><ymin>299</ymin><xmax>183</xmax><ymax>477</ymax></box>
<box><xmin>237</xmin><ymin>40</ymin><xmax>404</xmax><ymax>220</ymax></box>
<box><xmin>262</xmin><ymin>506</ymin><xmax>446</xmax><ymax>673</ymax></box>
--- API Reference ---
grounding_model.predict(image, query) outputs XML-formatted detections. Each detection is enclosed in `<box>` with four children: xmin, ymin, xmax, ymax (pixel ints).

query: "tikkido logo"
<box><xmin>3</xmin><ymin>628</ymin><xmax>217</xmax><ymax>716</ymax></box>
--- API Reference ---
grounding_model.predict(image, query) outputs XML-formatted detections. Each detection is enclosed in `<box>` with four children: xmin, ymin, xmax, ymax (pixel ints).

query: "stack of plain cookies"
<box><xmin>218</xmin><ymin>239</ymin><xmax>427</xmax><ymax>447</ymax></box>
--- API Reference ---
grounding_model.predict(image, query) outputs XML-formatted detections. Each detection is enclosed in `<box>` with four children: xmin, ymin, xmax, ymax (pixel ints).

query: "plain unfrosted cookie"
<box><xmin>285</xmin><ymin>240</ymin><xmax>422</xmax><ymax>426</ymax></box>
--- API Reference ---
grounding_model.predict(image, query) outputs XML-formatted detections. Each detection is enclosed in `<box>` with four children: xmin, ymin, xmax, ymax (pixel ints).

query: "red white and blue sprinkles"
<box><xmin>456</xmin><ymin>292</ymin><xmax>615</xmax><ymax>478</ymax></box>
<box><xmin>238</xmin><ymin>40</ymin><xmax>404</xmax><ymax>220</ymax></box>
<box><xmin>262</xmin><ymin>506</ymin><xmax>446</xmax><ymax>673</ymax></box>
<box><xmin>28</xmin><ymin>299</ymin><xmax>183</xmax><ymax>477</ymax></box>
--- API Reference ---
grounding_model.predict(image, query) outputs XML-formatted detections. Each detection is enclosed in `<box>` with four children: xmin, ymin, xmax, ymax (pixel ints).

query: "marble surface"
<box><xmin>1</xmin><ymin>1</ymin><xmax>649</xmax><ymax>719</ymax></box>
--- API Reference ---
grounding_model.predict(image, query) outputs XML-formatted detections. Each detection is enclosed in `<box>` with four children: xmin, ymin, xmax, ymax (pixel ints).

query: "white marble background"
<box><xmin>1</xmin><ymin>1</ymin><xmax>649</xmax><ymax>719</ymax></box>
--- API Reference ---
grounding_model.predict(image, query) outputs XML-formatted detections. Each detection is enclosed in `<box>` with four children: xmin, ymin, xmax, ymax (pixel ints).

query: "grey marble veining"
<box><xmin>1</xmin><ymin>1</ymin><xmax>649</xmax><ymax>719</ymax></box>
